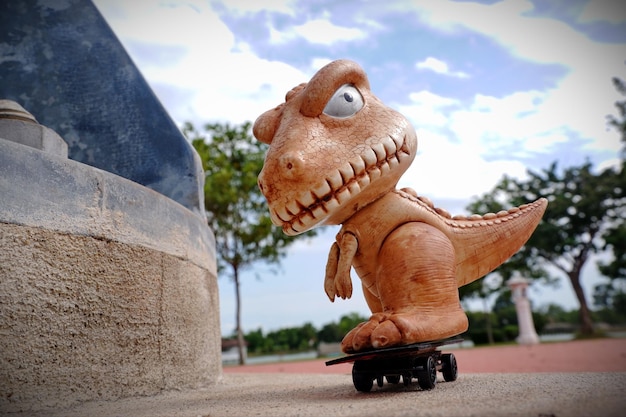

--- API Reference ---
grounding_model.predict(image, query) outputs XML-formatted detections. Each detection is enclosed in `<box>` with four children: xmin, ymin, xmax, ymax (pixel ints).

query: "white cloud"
<box><xmin>416</xmin><ymin>57</ymin><xmax>469</xmax><ymax>78</ymax></box>
<box><xmin>310</xmin><ymin>57</ymin><xmax>333</xmax><ymax>71</ymax></box>
<box><xmin>269</xmin><ymin>17</ymin><xmax>367</xmax><ymax>45</ymax></box>
<box><xmin>399</xmin><ymin>128</ymin><xmax>529</xmax><ymax>203</ymax></box>
<box><xmin>402</xmin><ymin>0</ymin><xmax>625</xmax><ymax>155</ymax></box>
<box><xmin>95</xmin><ymin>0</ymin><xmax>231</xmax><ymax>51</ymax></box>
<box><xmin>398</xmin><ymin>87</ymin><xmax>572</xmax><ymax>159</ymax></box>
<box><xmin>94</xmin><ymin>0</ymin><xmax>311</xmax><ymax>127</ymax></box>
<box><xmin>396</xmin><ymin>90</ymin><xmax>459</xmax><ymax>127</ymax></box>
<box><xmin>213</xmin><ymin>0</ymin><xmax>296</xmax><ymax>16</ymax></box>
<box><xmin>293</xmin><ymin>19</ymin><xmax>367</xmax><ymax>45</ymax></box>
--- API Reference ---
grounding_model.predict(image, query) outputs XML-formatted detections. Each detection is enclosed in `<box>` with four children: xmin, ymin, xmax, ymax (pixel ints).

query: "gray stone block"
<box><xmin>0</xmin><ymin>100</ymin><xmax>68</xmax><ymax>157</ymax></box>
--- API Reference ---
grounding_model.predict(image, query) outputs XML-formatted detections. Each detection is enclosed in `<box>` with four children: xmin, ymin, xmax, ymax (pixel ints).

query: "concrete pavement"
<box><xmin>17</xmin><ymin>372</ymin><xmax>626</xmax><ymax>417</ymax></box>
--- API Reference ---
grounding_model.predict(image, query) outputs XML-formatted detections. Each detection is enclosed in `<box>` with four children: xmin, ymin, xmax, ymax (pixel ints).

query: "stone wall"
<box><xmin>0</xmin><ymin>135</ymin><xmax>221</xmax><ymax>413</ymax></box>
<box><xmin>0</xmin><ymin>1</ymin><xmax>223</xmax><ymax>411</ymax></box>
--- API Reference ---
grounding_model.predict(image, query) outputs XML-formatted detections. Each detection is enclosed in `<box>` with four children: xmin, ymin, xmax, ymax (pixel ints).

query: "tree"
<box><xmin>607</xmin><ymin>77</ymin><xmax>626</xmax><ymax>153</ymax></box>
<box><xmin>184</xmin><ymin>121</ymin><xmax>316</xmax><ymax>364</ymax></box>
<box><xmin>317</xmin><ymin>312</ymin><xmax>368</xmax><ymax>343</ymax></box>
<box><xmin>600</xmin><ymin>77</ymin><xmax>626</xmax><ymax>292</ymax></box>
<box><xmin>459</xmin><ymin>276</ymin><xmax>502</xmax><ymax>344</ymax></box>
<box><xmin>465</xmin><ymin>161</ymin><xmax>624</xmax><ymax>336</ymax></box>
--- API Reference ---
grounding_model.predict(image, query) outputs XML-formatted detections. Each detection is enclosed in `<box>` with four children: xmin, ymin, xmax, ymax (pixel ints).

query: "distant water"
<box><xmin>539</xmin><ymin>333</ymin><xmax>575</xmax><ymax>342</ymax></box>
<box><xmin>247</xmin><ymin>351</ymin><xmax>318</xmax><ymax>365</ymax></box>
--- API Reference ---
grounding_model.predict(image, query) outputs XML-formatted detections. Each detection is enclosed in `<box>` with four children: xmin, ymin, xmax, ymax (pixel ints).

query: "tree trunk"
<box><xmin>233</xmin><ymin>268</ymin><xmax>246</xmax><ymax>365</ymax></box>
<box><xmin>483</xmin><ymin>297</ymin><xmax>494</xmax><ymax>345</ymax></box>
<box><xmin>569</xmin><ymin>270</ymin><xmax>594</xmax><ymax>335</ymax></box>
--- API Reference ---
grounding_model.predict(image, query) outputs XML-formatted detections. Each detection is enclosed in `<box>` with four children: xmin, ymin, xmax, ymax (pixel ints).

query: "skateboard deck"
<box><xmin>326</xmin><ymin>336</ymin><xmax>463</xmax><ymax>392</ymax></box>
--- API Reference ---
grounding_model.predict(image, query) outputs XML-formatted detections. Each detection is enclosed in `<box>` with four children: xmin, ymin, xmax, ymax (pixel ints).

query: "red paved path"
<box><xmin>224</xmin><ymin>338</ymin><xmax>626</xmax><ymax>374</ymax></box>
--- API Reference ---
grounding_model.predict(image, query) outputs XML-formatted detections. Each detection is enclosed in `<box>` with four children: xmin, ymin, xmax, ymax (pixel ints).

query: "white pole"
<box><xmin>507</xmin><ymin>275</ymin><xmax>540</xmax><ymax>345</ymax></box>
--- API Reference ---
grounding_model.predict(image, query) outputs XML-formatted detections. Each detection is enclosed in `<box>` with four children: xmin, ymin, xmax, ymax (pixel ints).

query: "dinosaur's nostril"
<box><xmin>279</xmin><ymin>153</ymin><xmax>304</xmax><ymax>178</ymax></box>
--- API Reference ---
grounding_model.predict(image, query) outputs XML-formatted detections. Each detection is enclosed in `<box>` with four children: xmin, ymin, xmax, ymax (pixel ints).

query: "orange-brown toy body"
<box><xmin>253</xmin><ymin>59</ymin><xmax>547</xmax><ymax>353</ymax></box>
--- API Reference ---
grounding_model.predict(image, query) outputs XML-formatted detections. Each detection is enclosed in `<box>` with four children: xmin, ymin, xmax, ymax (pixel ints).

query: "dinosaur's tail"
<box><xmin>449</xmin><ymin>198</ymin><xmax>548</xmax><ymax>287</ymax></box>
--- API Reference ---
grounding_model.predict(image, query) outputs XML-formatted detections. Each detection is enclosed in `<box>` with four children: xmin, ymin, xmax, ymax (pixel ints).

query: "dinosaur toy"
<box><xmin>253</xmin><ymin>59</ymin><xmax>547</xmax><ymax>354</ymax></box>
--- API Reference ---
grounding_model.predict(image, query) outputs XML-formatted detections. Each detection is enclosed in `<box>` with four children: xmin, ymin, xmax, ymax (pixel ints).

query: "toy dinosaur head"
<box><xmin>254</xmin><ymin>59</ymin><xmax>418</xmax><ymax>236</ymax></box>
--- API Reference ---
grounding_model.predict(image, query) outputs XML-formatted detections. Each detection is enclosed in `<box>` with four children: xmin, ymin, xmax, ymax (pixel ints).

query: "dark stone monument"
<box><xmin>0</xmin><ymin>0</ymin><xmax>204</xmax><ymax>214</ymax></box>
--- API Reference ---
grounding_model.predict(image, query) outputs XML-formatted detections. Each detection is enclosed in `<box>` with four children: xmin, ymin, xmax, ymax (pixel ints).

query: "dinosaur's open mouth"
<box><xmin>270</xmin><ymin>134</ymin><xmax>412</xmax><ymax>235</ymax></box>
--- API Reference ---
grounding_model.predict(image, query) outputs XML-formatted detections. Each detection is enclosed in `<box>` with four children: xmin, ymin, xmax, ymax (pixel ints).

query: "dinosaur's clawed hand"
<box><xmin>324</xmin><ymin>233</ymin><xmax>358</xmax><ymax>301</ymax></box>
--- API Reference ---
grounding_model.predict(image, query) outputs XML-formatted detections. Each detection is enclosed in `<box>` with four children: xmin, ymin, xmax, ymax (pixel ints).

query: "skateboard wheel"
<box><xmin>416</xmin><ymin>355</ymin><xmax>437</xmax><ymax>390</ymax></box>
<box><xmin>352</xmin><ymin>363</ymin><xmax>374</xmax><ymax>392</ymax></box>
<box><xmin>441</xmin><ymin>353</ymin><xmax>458</xmax><ymax>382</ymax></box>
<box><xmin>386</xmin><ymin>375</ymin><xmax>401</xmax><ymax>384</ymax></box>
<box><xmin>402</xmin><ymin>373</ymin><xmax>411</xmax><ymax>386</ymax></box>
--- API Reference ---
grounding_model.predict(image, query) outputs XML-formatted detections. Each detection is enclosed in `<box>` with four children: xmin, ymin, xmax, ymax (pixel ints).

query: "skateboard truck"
<box><xmin>325</xmin><ymin>336</ymin><xmax>462</xmax><ymax>392</ymax></box>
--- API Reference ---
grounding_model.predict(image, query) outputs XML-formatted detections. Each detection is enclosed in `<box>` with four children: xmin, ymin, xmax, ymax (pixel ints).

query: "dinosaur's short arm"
<box><xmin>324</xmin><ymin>242</ymin><xmax>340</xmax><ymax>302</ymax></box>
<box><xmin>324</xmin><ymin>232</ymin><xmax>358</xmax><ymax>302</ymax></box>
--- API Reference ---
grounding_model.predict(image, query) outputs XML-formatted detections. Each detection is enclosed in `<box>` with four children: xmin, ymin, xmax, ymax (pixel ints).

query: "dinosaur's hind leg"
<box><xmin>341</xmin><ymin>222</ymin><xmax>468</xmax><ymax>353</ymax></box>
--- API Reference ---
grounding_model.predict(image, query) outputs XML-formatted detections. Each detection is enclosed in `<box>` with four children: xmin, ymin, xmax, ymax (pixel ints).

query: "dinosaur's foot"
<box><xmin>340</xmin><ymin>309</ymin><xmax>468</xmax><ymax>354</ymax></box>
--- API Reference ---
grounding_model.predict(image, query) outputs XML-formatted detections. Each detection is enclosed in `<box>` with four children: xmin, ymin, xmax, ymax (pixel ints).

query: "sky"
<box><xmin>92</xmin><ymin>0</ymin><xmax>626</xmax><ymax>336</ymax></box>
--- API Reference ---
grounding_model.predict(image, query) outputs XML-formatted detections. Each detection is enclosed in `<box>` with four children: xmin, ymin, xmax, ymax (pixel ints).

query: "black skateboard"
<box><xmin>325</xmin><ymin>336</ymin><xmax>462</xmax><ymax>392</ymax></box>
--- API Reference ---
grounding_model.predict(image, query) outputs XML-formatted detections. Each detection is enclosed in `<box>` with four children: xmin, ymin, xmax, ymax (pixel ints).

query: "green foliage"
<box><xmin>538</xmin><ymin>303</ymin><xmax>580</xmax><ymax>324</ymax></box>
<box><xmin>607</xmin><ymin>76</ymin><xmax>626</xmax><ymax>154</ymax></box>
<box><xmin>463</xmin><ymin>311</ymin><xmax>509</xmax><ymax>345</ymax></box>
<box><xmin>261</xmin><ymin>322</ymin><xmax>318</xmax><ymax>353</ymax></box>
<box><xmin>317</xmin><ymin>312</ymin><xmax>368</xmax><ymax>343</ymax></box>
<box><xmin>185</xmin><ymin>121</ymin><xmax>304</xmax><ymax>276</ymax></box>
<box><xmin>593</xmin><ymin>283</ymin><xmax>626</xmax><ymax>324</ymax></box>
<box><xmin>245</xmin><ymin>313</ymin><xmax>368</xmax><ymax>354</ymax></box>
<box><xmin>317</xmin><ymin>322</ymin><xmax>342</xmax><ymax>343</ymax></box>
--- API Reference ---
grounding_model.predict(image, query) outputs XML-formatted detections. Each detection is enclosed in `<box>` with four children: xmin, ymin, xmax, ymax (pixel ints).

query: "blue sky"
<box><xmin>93</xmin><ymin>0</ymin><xmax>625</xmax><ymax>335</ymax></box>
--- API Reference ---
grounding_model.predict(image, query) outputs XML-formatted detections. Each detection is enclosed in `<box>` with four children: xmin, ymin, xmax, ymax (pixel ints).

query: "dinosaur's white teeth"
<box><xmin>379</xmin><ymin>161</ymin><xmax>391</xmax><ymax>176</ymax></box>
<box><xmin>357</xmin><ymin>174</ymin><xmax>371</xmax><ymax>189</ymax></box>
<box><xmin>362</xmin><ymin>148</ymin><xmax>377</xmax><ymax>166</ymax></box>
<box><xmin>336</xmin><ymin>188</ymin><xmax>352</xmax><ymax>205</ymax></box>
<box><xmin>339</xmin><ymin>164</ymin><xmax>355</xmax><ymax>183</ymax></box>
<box><xmin>299</xmin><ymin>212</ymin><xmax>315</xmax><ymax>228</ymax></box>
<box><xmin>323</xmin><ymin>197</ymin><xmax>341</xmax><ymax>213</ymax></box>
<box><xmin>290</xmin><ymin>222</ymin><xmax>303</xmax><ymax>235</ymax></box>
<box><xmin>347</xmin><ymin>182</ymin><xmax>361</xmax><ymax>195</ymax></box>
<box><xmin>372</xmin><ymin>143</ymin><xmax>386</xmax><ymax>161</ymax></box>
<box><xmin>312</xmin><ymin>181</ymin><xmax>332</xmax><ymax>200</ymax></box>
<box><xmin>286</xmin><ymin>200</ymin><xmax>300</xmax><ymax>217</ymax></box>
<box><xmin>387</xmin><ymin>154</ymin><xmax>400</xmax><ymax>170</ymax></box>
<box><xmin>327</xmin><ymin>171</ymin><xmax>343</xmax><ymax>190</ymax></box>
<box><xmin>312</xmin><ymin>204</ymin><xmax>327</xmax><ymax>219</ymax></box>
<box><xmin>299</xmin><ymin>191</ymin><xmax>315</xmax><ymax>208</ymax></box>
<box><xmin>390</xmin><ymin>134</ymin><xmax>403</xmax><ymax>149</ymax></box>
<box><xmin>269</xmin><ymin>210</ymin><xmax>280</xmax><ymax>225</ymax></box>
<box><xmin>368</xmin><ymin>166</ymin><xmax>382</xmax><ymax>182</ymax></box>
<box><xmin>350</xmin><ymin>157</ymin><xmax>366</xmax><ymax>176</ymax></box>
<box><xmin>275</xmin><ymin>207</ymin><xmax>291</xmax><ymax>223</ymax></box>
<box><xmin>383</xmin><ymin>137</ymin><xmax>397</xmax><ymax>155</ymax></box>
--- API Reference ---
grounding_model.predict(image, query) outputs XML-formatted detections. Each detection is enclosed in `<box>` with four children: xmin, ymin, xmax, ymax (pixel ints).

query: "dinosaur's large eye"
<box><xmin>322</xmin><ymin>84</ymin><xmax>364</xmax><ymax>118</ymax></box>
